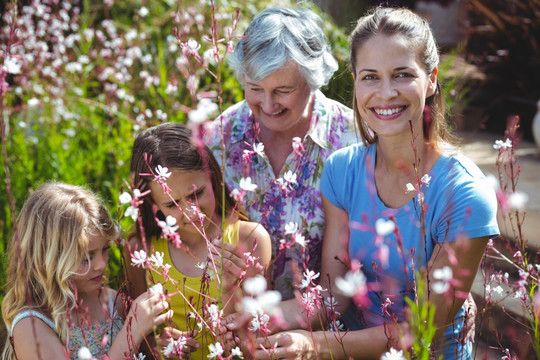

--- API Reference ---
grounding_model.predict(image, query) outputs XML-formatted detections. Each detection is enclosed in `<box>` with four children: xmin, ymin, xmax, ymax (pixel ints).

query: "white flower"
<box><xmin>239</xmin><ymin>177</ymin><xmax>257</xmax><ymax>192</ymax></box>
<box><xmin>405</xmin><ymin>183</ymin><xmax>415</xmax><ymax>193</ymax></box>
<box><xmin>125</xmin><ymin>205</ymin><xmax>139</xmax><ymax>220</ymax></box>
<box><xmin>381</xmin><ymin>347</ymin><xmax>406</xmax><ymax>360</ymax></box>
<box><xmin>138</xmin><ymin>6</ymin><xmax>149</xmax><ymax>17</ymax></box>
<box><xmin>119</xmin><ymin>192</ymin><xmax>132</xmax><ymax>205</ymax></box>
<box><xmin>133</xmin><ymin>353</ymin><xmax>146</xmax><ymax>360</ymax></box>
<box><xmin>241</xmin><ymin>290</ymin><xmax>281</xmax><ymax>316</ymax></box>
<box><xmin>508</xmin><ymin>191</ymin><xmax>528</xmax><ymax>210</ymax></box>
<box><xmin>207</xmin><ymin>342</ymin><xmax>224</xmax><ymax>358</ymax></box>
<box><xmin>431</xmin><ymin>266</ymin><xmax>453</xmax><ymax>294</ymax></box>
<box><xmin>253</xmin><ymin>142</ymin><xmax>265</xmax><ymax>157</ymax></box>
<box><xmin>300</xmin><ymin>270</ymin><xmax>320</xmax><ymax>289</ymax></box>
<box><xmin>284</xmin><ymin>170</ymin><xmax>297</xmax><ymax>184</ymax></box>
<box><xmin>243</xmin><ymin>275</ymin><xmax>267</xmax><ymax>296</ymax></box>
<box><xmin>486</xmin><ymin>173</ymin><xmax>500</xmax><ymax>191</ymax></box>
<box><xmin>292</xmin><ymin>137</ymin><xmax>302</xmax><ymax>150</ymax></box>
<box><xmin>158</xmin><ymin>215</ymin><xmax>179</xmax><ymax>236</ymax></box>
<box><xmin>148</xmin><ymin>283</ymin><xmax>164</xmax><ymax>295</ymax></box>
<box><xmin>284</xmin><ymin>222</ymin><xmax>298</xmax><ymax>235</ymax></box>
<box><xmin>155</xmin><ymin>165</ymin><xmax>172</xmax><ymax>179</ymax></box>
<box><xmin>375</xmin><ymin>218</ymin><xmax>395</xmax><ymax>236</ymax></box>
<box><xmin>196</xmin><ymin>261</ymin><xmax>206</xmax><ymax>269</ymax></box>
<box><xmin>421</xmin><ymin>174</ymin><xmax>431</xmax><ymax>186</ymax></box>
<box><xmin>27</xmin><ymin>98</ymin><xmax>40</xmax><ymax>107</ymax></box>
<box><xmin>493</xmin><ymin>139</ymin><xmax>512</xmax><ymax>150</ymax></box>
<box><xmin>163</xmin><ymin>337</ymin><xmax>187</xmax><ymax>357</ymax></box>
<box><xmin>131</xmin><ymin>250</ymin><xmax>147</xmax><ymax>268</ymax></box>
<box><xmin>187</xmin><ymin>39</ymin><xmax>201</xmax><ymax>53</ymax></box>
<box><xmin>149</xmin><ymin>251</ymin><xmax>166</xmax><ymax>268</ymax></box>
<box><xmin>335</xmin><ymin>270</ymin><xmax>366</xmax><ymax>297</ymax></box>
<box><xmin>4</xmin><ymin>57</ymin><xmax>22</xmax><ymax>74</ymax></box>
<box><xmin>77</xmin><ymin>347</ymin><xmax>93</xmax><ymax>360</ymax></box>
<box><xmin>295</xmin><ymin>233</ymin><xmax>307</xmax><ymax>248</ymax></box>
<box><xmin>231</xmin><ymin>346</ymin><xmax>243</xmax><ymax>358</ymax></box>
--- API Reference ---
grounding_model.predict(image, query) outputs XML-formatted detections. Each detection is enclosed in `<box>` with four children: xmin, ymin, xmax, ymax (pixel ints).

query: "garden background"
<box><xmin>1</xmin><ymin>0</ymin><xmax>539</xmax><ymax>358</ymax></box>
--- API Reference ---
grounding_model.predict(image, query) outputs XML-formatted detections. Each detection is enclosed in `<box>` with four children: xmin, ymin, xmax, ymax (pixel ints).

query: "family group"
<box><xmin>1</xmin><ymin>5</ymin><xmax>499</xmax><ymax>360</ymax></box>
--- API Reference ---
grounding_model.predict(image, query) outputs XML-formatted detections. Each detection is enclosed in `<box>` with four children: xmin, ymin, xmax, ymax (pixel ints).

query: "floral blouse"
<box><xmin>204</xmin><ymin>90</ymin><xmax>359</xmax><ymax>300</ymax></box>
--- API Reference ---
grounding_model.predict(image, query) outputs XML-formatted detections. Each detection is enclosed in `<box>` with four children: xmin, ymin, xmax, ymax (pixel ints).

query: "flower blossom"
<box><xmin>158</xmin><ymin>216</ymin><xmax>179</xmax><ymax>237</ymax></box>
<box><xmin>243</xmin><ymin>275</ymin><xmax>267</xmax><ymax>296</ymax></box>
<box><xmin>431</xmin><ymin>266</ymin><xmax>453</xmax><ymax>294</ymax></box>
<box><xmin>300</xmin><ymin>270</ymin><xmax>320</xmax><ymax>289</ymax></box>
<box><xmin>155</xmin><ymin>165</ymin><xmax>172</xmax><ymax>180</ymax></box>
<box><xmin>405</xmin><ymin>183</ymin><xmax>415</xmax><ymax>193</ymax></box>
<box><xmin>508</xmin><ymin>191</ymin><xmax>528</xmax><ymax>210</ymax></box>
<box><xmin>421</xmin><ymin>173</ymin><xmax>431</xmax><ymax>186</ymax></box>
<box><xmin>131</xmin><ymin>250</ymin><xmax>147</xmax><ymax>268</ymax></box>
<box><xmin>381</xmin><ymin>348</ymin><xmax>406</xmax><ymax>360</ymax></box>
<box><xmin>239</xmin><ymin>177</ymin><xmax>257</xmax><ymax>192</ymax></box>
<box><xmin>284</xmin><ymin>222</ymin><xmax>298</xmax><ymax>235</ymax></box>
<box><xmin>208</xmin><ymin>342</ymin><xmax>224</xmax><ymax>358</ymax></box>
<box><xmin>375</xmin><ymin>218</ymin><xmax>395</xmax><ymax>236</ymax></box>
<box><xmin>493</xmin><ymin>138</ymin><xmax>512</xmax><ymax>150</ymax></box>
<box><xmin>148</xmin><ymin>283</ymin><xmax>164</xmax><ymax>295</ymax></box>
<box><xmin>162</xmin><ymin>337</ymin><xmax>187</xmax><ymax>358</ymax></box>
<box><xmin>231</xmin><ymin>346</ymin><xmax>243</xmax><ymax>358</ymax></box>
<box><xmin>77</xmin><ymin>347</ymin><xmax>93</xmax><ymax>360</ymax></box>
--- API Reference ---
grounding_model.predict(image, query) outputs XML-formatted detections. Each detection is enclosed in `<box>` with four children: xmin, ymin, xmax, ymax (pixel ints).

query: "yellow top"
<box><xmin>149</xmin><ymin>221</ymin><xmax>240</xmax><ymax>359</ymax></box>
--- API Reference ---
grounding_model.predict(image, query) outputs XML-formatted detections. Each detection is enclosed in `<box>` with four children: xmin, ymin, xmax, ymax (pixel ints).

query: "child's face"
<box><xmin>149</xmin><ymin>169</ymin><xmax>217</xmax><ymax>240</ymax></box>
<box><xmin>72</xmin><ymin>233</ymin><xmax>110</xmax><ymax>296</ymax></box>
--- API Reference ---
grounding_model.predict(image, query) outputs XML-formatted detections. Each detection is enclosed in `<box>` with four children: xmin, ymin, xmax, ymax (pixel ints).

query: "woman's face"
<box><xmin>244</xmin><ymin>61</ymin><xmax>313</xmax><ymax>135</ymax></box>
<box><xmin>149</xmin><ymin>170</ymin><xmax>216</xmax><ymax>240</ymax></box>
<box><xmin>353</xmin><ymin>34</ymin><xmax>437</xmax><ymax>140</ymax></box>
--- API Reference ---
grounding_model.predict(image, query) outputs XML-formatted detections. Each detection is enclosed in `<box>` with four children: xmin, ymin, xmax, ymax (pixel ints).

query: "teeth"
<box><xmin>374</xmin><ymin>107</ymin><xmax>403</xmax><ymax>116</ymax></box>
<box><xmin>270</xmin><ymin>109</ymin><xmax>285</xmax><ymax>115</ymax></box>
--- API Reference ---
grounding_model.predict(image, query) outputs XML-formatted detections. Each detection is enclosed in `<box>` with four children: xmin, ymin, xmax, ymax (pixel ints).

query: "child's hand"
<box><xmin>158</xmin><ymin>327</ymin><xmax>199</xmax><ymax>359</ymax></box>
<box><xmin>210</xmin><ymin>240</ymin><xmax>247</xmax><ymax>289</ymax></box>
<box><xmin>128</xmin><ymin>289</ymin><xmax>173</xmax><ymax>339</ymax></box>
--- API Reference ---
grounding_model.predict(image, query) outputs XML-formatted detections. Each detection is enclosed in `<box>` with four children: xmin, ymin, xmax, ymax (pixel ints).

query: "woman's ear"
<box><xmin>427</xmin><ymin>67</ymin><xmax>438</xmax><ymax>97</ymax></box>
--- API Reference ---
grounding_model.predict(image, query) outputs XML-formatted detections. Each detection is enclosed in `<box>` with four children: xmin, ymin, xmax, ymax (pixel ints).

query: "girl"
<box><xmin>126</xmin><ymin>122</ymin><xmax>272</xmax><ymax>358</ymax></box>
<box><xmin>1</xmin><ymin>181</ymin><xmax>172</xmax><ymax>360</ymax></box>
<box><xmin>254</xmin><ymin>7</ymin><xmax>499</xmax><ymax>360</ymax></box>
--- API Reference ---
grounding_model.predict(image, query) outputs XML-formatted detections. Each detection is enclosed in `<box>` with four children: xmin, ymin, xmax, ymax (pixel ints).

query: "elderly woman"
<box><xmin>204</xmin><ymin>6</ymin><xmax>358</xmax><ymax>300</ymax></box>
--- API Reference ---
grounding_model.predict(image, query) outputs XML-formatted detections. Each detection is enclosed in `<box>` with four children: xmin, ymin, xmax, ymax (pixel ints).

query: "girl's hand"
<box><xmin>210</xmin><ymin>240</ymin><xmax>247</xmax><ymax>288</ymax></box>
<box><xmin>254</xmin><ymin>330</ymin><xmax>317</xmax><ymax>360</ymax></box>
<box><xmin>128</xmin><ymin>290</ymin><xmax>172</xmax><ymax>339</ymax></box>
<box><xmin>158</xmin><ymin>327</ymin><xmax>199</xmax><ymax>359</ymax></box>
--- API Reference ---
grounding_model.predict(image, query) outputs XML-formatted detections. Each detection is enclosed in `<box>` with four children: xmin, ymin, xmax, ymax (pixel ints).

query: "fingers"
<box><xmin>154</xmin><ymin>310</ymin><xmax>174</xmax><ymax>327</ymax></box>
<box><xmin>211</xmin><ymin>241</ymin><xmax>247</xmax><ymax>277</ymax></box>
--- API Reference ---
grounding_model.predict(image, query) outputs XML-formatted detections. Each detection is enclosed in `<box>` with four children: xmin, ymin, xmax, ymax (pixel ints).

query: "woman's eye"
<box><xmin>362</xmin><ymin>74</ymin><xmax>377</xmax><ymax>80</ymax></box>
<box><xmin>396</xmin><ymin>72</ymin><xmax>413</xmax><ymax>78</ymax></box>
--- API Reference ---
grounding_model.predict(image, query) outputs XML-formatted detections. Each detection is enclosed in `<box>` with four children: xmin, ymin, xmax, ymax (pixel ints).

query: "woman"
<box><xmin>204</xmin><ymin>6</ymin><xmax>358</xmax><ymax>300</ymax></box>
<box><xmin>253</xmin><ymin>7</ymin><xmax>499</xmax><ymax>359</ymax></box>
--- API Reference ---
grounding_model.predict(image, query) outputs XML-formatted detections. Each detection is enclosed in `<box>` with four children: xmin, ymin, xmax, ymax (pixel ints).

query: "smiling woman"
<box><xmin>204</xmin><ymin>6</ymin><xmax>359</xmax><ymax>302</ymax></box>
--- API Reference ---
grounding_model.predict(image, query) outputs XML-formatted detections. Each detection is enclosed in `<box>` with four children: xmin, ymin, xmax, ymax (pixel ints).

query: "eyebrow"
<box><xmin>246</xmin><ymin>81</ymin><xmax>295</xmax><ymax>89</ymax></box>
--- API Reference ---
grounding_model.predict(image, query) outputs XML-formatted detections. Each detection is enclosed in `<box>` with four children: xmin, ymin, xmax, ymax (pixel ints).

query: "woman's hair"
<box><xmin>1</xmin><ymin>182</ymin><xmax>118</xmax><ymax>356</ymax></box>
<box><xmin>350</xmin><ymin>7</ymin><xmax>454</xmax><ymax>148</ymax></box>
<box><xmin>228</xmin><ymin>6</ymin><xmax>338</xmax><ymax>91</ymax></box>
<box><xmin>130</xmin><ymin>122</ymin><xmax>244</xmax><ymax>242</ymax></box>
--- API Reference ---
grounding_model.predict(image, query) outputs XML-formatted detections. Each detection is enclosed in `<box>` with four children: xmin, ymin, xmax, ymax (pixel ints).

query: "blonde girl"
<box><xmin>127</xmin><ymin>122</ymin><xmax>272</xmax><ymax>358</ymax></box>
<box><xmin>1</xmin><ymin>182</ymin><xmax>172</xmax><ymax>360</ymax></box>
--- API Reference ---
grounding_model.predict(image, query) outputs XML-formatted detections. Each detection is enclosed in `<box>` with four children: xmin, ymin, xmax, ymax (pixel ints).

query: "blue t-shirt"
<box><xmin>321</xmin><ymin>143</ymin><xmax>499</xmax><ymax>358</ymax></box>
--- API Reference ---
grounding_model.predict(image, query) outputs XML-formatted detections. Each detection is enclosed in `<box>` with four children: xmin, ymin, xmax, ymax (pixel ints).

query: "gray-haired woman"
<box><xmin>204</xmin><ymin>6</ymin><xmax>358</xmax><ymax>300</ymax></box>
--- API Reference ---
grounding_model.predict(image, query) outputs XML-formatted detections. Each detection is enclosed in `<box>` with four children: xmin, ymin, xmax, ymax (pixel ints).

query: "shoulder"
<box><xmin>12</xmin><ymin>310</ymin><xmax>57</xmax><ymax>338</ymax></box>
<box><xmin>203</xmin><ymin>101</ymin><xmax>250</xmax><ymax>143</ymax></box>
<box><xmin>238</xmin><ymin>220</ymin><xmax>271</xmax><ymax>244</ymax></box>
<box><xmin>326</xmin><ymin>143</ymin><xmax>368</xmax><ymax>167</ymax></box>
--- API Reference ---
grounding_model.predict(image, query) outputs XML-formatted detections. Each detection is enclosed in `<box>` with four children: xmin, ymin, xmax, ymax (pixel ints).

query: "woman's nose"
<box><xmin>378</xmin><ymin>78</ymin><xmax>398</xmax><ymax>99</ymax></box>
<box><xmin>261</xmin><ymin>93</ymin><xmax>277</xmax><ymax>113</ymax></box>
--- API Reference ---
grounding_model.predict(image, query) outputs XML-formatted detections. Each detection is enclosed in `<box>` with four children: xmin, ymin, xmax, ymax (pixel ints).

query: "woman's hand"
<box><xmin>128</xmin><ymin>289</ymin><xmax>173</xmax><ymax>342</ymax></box>
<box><xmin>254</xmin><ymin>330</ymin><xmax>318</xmax><ymax>360</ymax></box>
<box><xmin>158</xmin><ymin>327</ymin><xmax>199</xmax><ymax>359</ymax></box>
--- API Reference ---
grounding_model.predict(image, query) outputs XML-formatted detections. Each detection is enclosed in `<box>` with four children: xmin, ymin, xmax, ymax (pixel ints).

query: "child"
<box><xmin>126</xmin><ymin>122</ymin><xmax>272</xmax><ymax>358</ymax></box>
<box><xmin>1</xmin><ymin>182</ymin><xmax>172</xmax><ymax>360</ymax></box>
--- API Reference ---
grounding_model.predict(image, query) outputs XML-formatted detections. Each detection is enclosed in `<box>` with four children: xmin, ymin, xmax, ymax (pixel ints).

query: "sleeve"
<box><xmin>436</xmin><ymin>161</ymin><xmax>500</xmax><ymax>243</ymax></box>
<box><xmin>320</xmin><ymin>148</ymin><xmax>348</xmax><ymax>210</ymax></box>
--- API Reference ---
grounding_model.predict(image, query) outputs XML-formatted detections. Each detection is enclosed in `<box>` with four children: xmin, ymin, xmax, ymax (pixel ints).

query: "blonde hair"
<box><xmin>1</xmin><ymin>182</ymin><xmax>118</xmax><ymax>359</ymax></box>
